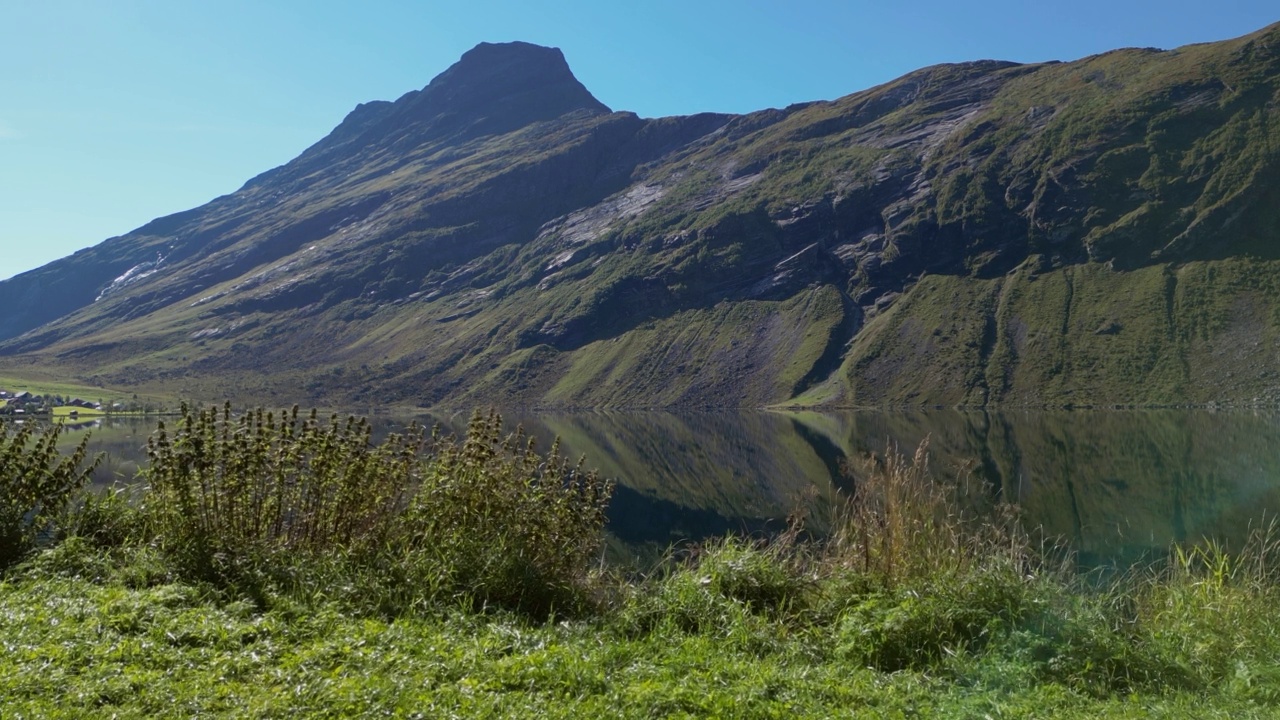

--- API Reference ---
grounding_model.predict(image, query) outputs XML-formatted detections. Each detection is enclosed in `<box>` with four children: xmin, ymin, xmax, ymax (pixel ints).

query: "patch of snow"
<box><xmin>546</xmin><ymin>250</ymin><xmax>578</xmax><ymax>272</ymax></box>
<box><xmin>96</xmin><ymin>253</ymin><xmax>166</xmax><ymax>302</ymax></box>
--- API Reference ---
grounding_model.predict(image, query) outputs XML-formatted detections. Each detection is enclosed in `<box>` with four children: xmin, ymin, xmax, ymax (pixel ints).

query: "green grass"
<box><xmin>5</xmin><ymin>530</ymin><xmax>1280</xmax><ymax>717</ymax></box>
<box><xmin>0</xmin><ymin>370</ymin><xmax>172</xmax><ymax>412</ymax></box>
<box><xmin>0</xmin><ymin>373</ymin><xmax>125</xmax><ymax>402</ymax></box>
<box><xmin>51</xmin><ymin>405</ymin><xmax>106</xmax><ymax>418</ymax></box>
<box><xmin>0</xmin><ymin>569</ymin><xmax>1037</xmax><ymax>717</ymax></box>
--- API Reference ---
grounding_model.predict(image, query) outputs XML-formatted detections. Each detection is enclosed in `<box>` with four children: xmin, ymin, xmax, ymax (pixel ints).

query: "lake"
<box><xmin>59</xmin><ymin>408</ymin><xmax>1280</xmax><ymax>568</ymax></box>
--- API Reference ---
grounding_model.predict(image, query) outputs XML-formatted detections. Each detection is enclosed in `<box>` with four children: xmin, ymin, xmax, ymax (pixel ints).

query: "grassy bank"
<box><xmin>6</xmin><ymin>557</ymin><xmax>1276</xmax><ymax>719</ymax></box>
<box><xmin>3</xmin><ymin>409</ymin><xmax>1280</xmax><ymax>717</ymax></box>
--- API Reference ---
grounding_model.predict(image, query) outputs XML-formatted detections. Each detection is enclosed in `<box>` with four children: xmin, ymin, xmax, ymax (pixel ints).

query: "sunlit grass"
<box><xmin>51</xmin><ymin>405</ymin><xmax>106</xmax><ymax>418</ymax></box>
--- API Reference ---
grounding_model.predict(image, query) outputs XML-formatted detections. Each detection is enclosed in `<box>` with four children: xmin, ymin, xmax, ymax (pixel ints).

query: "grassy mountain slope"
<box><xmin>834</xmin><ymin>257</ymin><xmax>1280</xmax><ymax>406</ymax></box>
<box><xmin>1</xmin><ymin>26</ymin><xmax>1278</xmax><ymax>408</ymax></box>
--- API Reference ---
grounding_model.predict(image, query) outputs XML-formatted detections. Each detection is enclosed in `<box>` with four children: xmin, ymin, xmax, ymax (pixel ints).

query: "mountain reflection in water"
<box><xmin>63</xmin><ymin>409</ymin><xmax>1280</xmax><ymax>568</ymax></box>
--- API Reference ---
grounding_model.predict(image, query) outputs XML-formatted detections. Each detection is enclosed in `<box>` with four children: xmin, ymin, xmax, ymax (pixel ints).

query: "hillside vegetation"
<box><xmin>1</xmin><ymin>27</ymin><xmax>1278</xmax><ymax>408</ymax></box>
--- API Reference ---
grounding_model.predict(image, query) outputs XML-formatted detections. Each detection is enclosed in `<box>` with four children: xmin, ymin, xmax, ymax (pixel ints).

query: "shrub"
<box><xmin>616</xmin><ymin>535</ymin><xmax>814</xmax><ymax>636</ymax></box>
<box><xmin>401</xmin><ymin>410</ymin><xmax>614</xmax><ymax>615</ymax></box>
<box><xmin>65</xmin><ymin>483</ymin><xmax>151</xmax><ymax>551</ymax></box>
<box><xmin>834</xmin><ymin>564</ymin><xmax>1038</xmax><ymax>671</ymax></box>
<box><xmin>0</xmin><ymin>419</ymin><xmax>100</xmax><ymax>569</ymax></box>
<box><xmin>690</xmin><ymin>535</ymin><xmax>812</xmax><ymax>615</ymax></box>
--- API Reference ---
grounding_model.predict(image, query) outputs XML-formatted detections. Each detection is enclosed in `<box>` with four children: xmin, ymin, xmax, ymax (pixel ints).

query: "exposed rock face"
<box><xmin>3</xmin><ymin>26</ymin><xmax>1280</xmax><ymax>408</ymax></box>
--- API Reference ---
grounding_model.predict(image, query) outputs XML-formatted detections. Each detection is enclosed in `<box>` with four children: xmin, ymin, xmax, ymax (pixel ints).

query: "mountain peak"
<box><xmin>401</xmin><ymin>41</ymin><xmax>610</xmax><ymax>132</ymax></box>
<box><xmin>293</xmin><ymin>42</ymin><xmax>610</xmax><ymax>167</ymax></box>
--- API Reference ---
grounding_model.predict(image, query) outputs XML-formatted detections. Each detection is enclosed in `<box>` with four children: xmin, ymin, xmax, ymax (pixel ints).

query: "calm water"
<box><xmin>60</xmin><ymin>409</ymin><xmax>1280</xmax><ymax>566</ymax></box>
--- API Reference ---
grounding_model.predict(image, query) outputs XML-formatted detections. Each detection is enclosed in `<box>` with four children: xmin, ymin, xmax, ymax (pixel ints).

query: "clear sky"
<box><xmin>2</xmin><ymin>0</ymin><xmax>1276</xmax><ymax>280</ymax></box>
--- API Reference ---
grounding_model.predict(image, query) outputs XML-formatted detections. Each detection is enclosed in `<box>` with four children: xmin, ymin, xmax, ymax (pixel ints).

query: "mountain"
<box><xmin>2</xmin><ymin>28</ymin><xmax>1279</xmax><ymax>409</ymax></box>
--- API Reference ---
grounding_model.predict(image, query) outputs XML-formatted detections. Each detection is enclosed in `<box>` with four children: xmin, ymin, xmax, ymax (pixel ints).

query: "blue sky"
<box><xmin>2</xmin><ymin>0</ymin><xmax>1277</xmax><ymax>280</ymax></box>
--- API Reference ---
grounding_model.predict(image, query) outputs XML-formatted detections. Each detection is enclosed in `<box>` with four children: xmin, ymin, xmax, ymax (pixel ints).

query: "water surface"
<box><xmin>63</xmin><ymin>409</ymin><xmax>1280</xmax><ymax>567</ymax></box>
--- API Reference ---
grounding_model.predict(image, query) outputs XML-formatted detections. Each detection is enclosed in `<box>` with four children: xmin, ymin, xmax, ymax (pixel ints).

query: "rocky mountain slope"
<box><xmin>2</xmin><ymin>27</ymin><xmax>1279</xmax><ymax>408</ymax></box>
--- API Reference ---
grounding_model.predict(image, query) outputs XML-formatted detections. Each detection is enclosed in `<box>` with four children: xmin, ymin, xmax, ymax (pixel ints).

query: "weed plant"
<box><xmin>140</xmin><ymin>404</ymin><xmax>612</xmax><ymax>616</ymax></box>
<box><xmin>0</xmin><ymin>418</ymin><xmax>99</xmax><ymax>568</ymax></box>
<box><xmin>144</xmin><ymin>404</ymin><xmax>420</xmax><ymax>586</ymax></box>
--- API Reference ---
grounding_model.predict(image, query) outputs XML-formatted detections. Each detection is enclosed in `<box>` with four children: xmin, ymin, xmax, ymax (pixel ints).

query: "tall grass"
<box><xmin>828</xmin><ymin>438</ymin><xmax>1026</xmax><ymax>583</ymax></box>
<box><xmin>1121</xmin><ymin>530</ymin><xmax>1280</xmax><ymax>696</ymax></box>
<box><xmin>624</xmin><ymin>441</ymin><xmax>1280</xmax><ymax>691</ymax></box>
<box><xmin>620</xmin><ymin>439</ymin><xmax>1040</xmax><ymax>666</ymax></box>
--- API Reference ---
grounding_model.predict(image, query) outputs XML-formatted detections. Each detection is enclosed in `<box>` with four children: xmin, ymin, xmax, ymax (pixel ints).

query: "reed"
<box><xmin>827</xmin><ymin>438</ymin><xmax>1029</xmax><ymax>583</ymax></box>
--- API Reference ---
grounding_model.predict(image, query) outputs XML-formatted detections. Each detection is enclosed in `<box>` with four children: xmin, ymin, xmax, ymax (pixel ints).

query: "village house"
<box><xmin>3</xmin><ymin>392</ymin><xmax>47</xmax><ymax>414</ymax></box>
